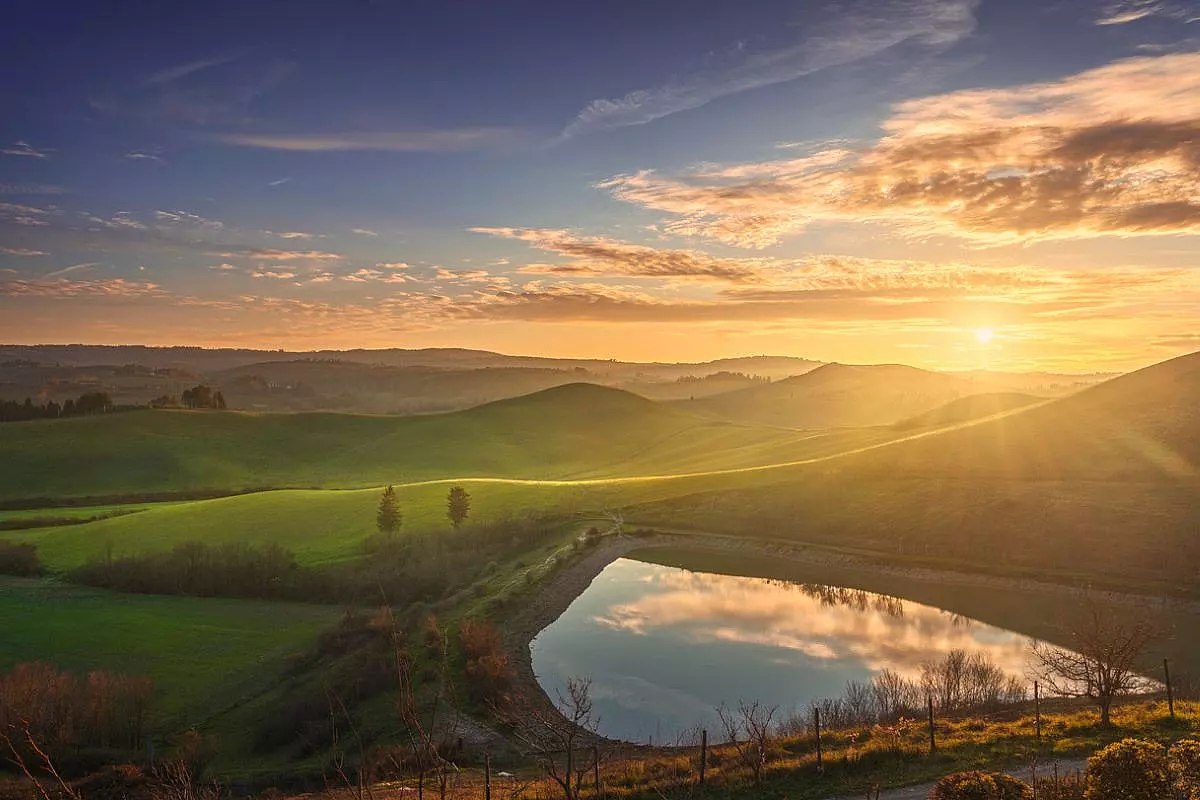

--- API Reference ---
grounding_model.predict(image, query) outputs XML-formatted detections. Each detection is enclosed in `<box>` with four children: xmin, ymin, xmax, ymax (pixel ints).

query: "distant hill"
<box><xmin>682</xmin><ymin>363</ymin><xmax>1000</xmax><ymax>429</ymax></box>
<box><xmin>0</xmin><ymin>346</ymin><xmax>823</xmax><ymax>414</ymax></box>
<box><xmin>891</xmin><ymin>392</ymin><xmax>1043</xmax><ymax>430</ymax></box>
<box><xmin>637</xmin><ymin>350</ymin><xmax>1200</xmax><ymax>590</ymax></box>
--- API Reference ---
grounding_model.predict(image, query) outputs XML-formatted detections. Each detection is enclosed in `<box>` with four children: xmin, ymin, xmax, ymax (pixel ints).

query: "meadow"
<box><xmin>0</xmin><ymin>577</ymin><xmax>340</xmax><ymax>727</ymax></box>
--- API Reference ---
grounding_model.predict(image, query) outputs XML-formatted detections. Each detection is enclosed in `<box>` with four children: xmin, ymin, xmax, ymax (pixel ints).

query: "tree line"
<box><xmin>0</xmin><ymin>391</ymin><xmax>131</xmax><ymax>422</ymax></box>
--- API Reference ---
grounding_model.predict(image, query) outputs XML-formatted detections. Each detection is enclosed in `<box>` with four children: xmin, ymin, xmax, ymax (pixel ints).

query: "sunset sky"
<box><xmin>2</xmin><ymin>0</ymin><xmax>1199</xmax><ymax>370</ymax></box>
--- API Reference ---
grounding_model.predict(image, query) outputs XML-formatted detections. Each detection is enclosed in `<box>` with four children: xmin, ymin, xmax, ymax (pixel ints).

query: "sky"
<box><xmin>1</xmin><ymin>0</ymin><xmax>1199</xmax><ymax>371</ymax></box>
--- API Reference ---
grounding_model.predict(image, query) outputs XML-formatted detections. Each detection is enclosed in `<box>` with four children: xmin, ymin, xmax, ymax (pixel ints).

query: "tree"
<box><xmin>214</xmin><ymin>391</ymin><xmax>227</xmax><ymax>410</ymax></box>
<box><xmin>1029</xmin><ymin>604</ymin><xmax>1156</xmax><ymax>726</ymax></box>
<box><xmin>509</xmin><ymin>677</ymin><xmax>603</xmax><ymax>800</ymax></box>
<box><xmin>717</xmin><ymin>699</ymin><xmax>778</xmax><ymax>786</ymax></box>
<box><xmin>446</xmin><ymin>486</ymin><xmax>470</xmax><ymax>530</ymax></box>
<box><xmin>377</xmin><ymin>485</ymin><xmax>402</xmax><ymax>535</ymax></box>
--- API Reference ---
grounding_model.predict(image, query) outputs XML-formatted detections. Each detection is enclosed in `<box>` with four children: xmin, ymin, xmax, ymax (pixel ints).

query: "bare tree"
<box><xmin>510</xmin><ymin>677</ymin><xmax>602</xmax><ymax>800</ymax></box>
<box><xmin>1029</xmin><ymin>604</ymin><xmax>1157</xmax><ymax>726</ymax></box>
<box><xmin>716</xmin><ymin>700</ymin><xmax>777</xmax><ymax>786</ymax></box>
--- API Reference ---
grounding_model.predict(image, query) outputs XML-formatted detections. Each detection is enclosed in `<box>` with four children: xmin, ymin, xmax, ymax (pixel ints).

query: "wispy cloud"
<box><xmin>214</xmin><ymin>128</ymin><xmax>516</xmax><ymax>152</ymax></box>
<box><xmin>267</xmin><ymin>230</ymin><xmax>317</xmax><ymax>240</ymax></box>
<box><xmin>125</xmin><ymin>150</ymin><xmax>166</xmax><ymax>164</ymax></box>
<box><xmin>266</xmin><ymin>177</ymin><xmax>291</xmax><ymax>188</ymax></box>
<box><xmin>0</xmin><ymin>184</ymin><xmax>66</xmax><ymax>196</ymax></box>
<box><xmin>0</xmin><ymin>247</ymin><xmax>47</xmax><ymax>256</ymax></box>
<box><xmin>143</xmin><ymin>51</ymin><xmax>247</xmax><ymax>86</ymax></box>
<box><xmin>561</xmin><ymin>0</ymin><xmax>978</xmax><ymax>139</ymax></box>
<box><xmin>155</xmin><ymin>210</ymin><xmax>224</xmax><ymax>230</ymax></box>
<box><xmin>351</xmin><ymin>228</ymin><xmax>379</xmax><ymax>237</ymax></box>
<box><xmin>600</xmin><ymin>52</ymin><xmax>1200</xmax><ymax>247</ymax></box>
<box><xmin>473</xmin><ymin>226</ymin><xmax>768</xmax><ymax>282</ymax></box>
<box><xmin>0</xmin><ymin>277</ymin><xmax>164</xmax><ymax>298</ymax></box>
<box><xmin>1</xmin><ymin>141</ymin><xmax>53</xmax><ymax>159</ymax></box>
<box><xmin>43</xmin><ymin>262</ymin><xmax>101</xmax><ymax>278</ymax></box>
<box><xmin>213</xmin><ymin>247</ymin><xmax>344</xmax><ymax>262</ymax></box>
<box><xmin>1095</xmin><ymin>0</ymin><xmax>1193</xmax><ymax>24</ymax></box>
<box><xmin>251</xmin><ymin>269</ymin><xmax>297</xmax><ymax>280</ymax></box>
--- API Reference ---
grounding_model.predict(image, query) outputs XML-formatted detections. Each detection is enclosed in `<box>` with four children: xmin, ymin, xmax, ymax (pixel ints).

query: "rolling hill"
<box><xmin>681</xmin><ymin>362</ymin><xmax>1000</xmax><ymax>429</ymax></box>
<box><xmin>892</xmin><ymin>392</ymin><xmax>1043</xmax><ymax>430</ymax></box>
<box><xmin>637</xmin><ymin>350</ymin><xmax>1200</xmax><ymax>588</ymax></box>
<box><xmin>0</xmin><ymin>382</ymin><xmax>895</xmax><ymax>503</ymax></box>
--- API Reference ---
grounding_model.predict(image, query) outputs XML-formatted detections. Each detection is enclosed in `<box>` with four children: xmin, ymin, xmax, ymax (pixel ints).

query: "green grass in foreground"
<box><xmin>0</xmin><ymin>577</ymin><xmax>341</xmax><ymax>728</ymax></box>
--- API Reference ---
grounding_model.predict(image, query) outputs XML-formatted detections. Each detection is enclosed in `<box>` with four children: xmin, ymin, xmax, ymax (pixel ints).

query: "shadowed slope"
<box><xmin>892</xmin><ymin>392</ymin><xmax>1043</xmax><ymax>430</ymax></box>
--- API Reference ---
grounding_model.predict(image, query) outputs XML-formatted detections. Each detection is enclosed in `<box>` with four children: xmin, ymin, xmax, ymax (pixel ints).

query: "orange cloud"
<box><xmin>601</xmin><ymin>53</ymin><xmax>1200</xmax><ymax>247</ymax></box>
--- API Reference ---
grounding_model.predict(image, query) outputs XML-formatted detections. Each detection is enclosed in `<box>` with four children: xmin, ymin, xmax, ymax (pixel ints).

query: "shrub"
<box><xmin>1033</xmin><ymin>773</ymin><xmax>1086</xmax><ymax>800</ymax></box>
<box><xmin>1172</xmin><ymin>737</ymin><xmax>1200</xmax><ymax>799</ymax></box>
<box><xmin>1085</xmin><ymin>738</ymin><xmax>1171</xmax><ymax>800</ymax></box>
<box><xmin>0</xmin><ymin>542</ymin><xmax>42</xmax><ymax>576</ymax></box>
<box><xmin>930</xmin><ymin>771</ymin><xmax>1032</xmax><ymax>800</ymax></box>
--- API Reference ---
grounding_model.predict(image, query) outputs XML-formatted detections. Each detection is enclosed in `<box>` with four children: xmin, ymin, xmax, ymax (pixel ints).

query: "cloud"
<box><xmin>155</xmin><ymin>210</ymin><xmax>224</xmax><ymax>230</ymax></box>
<box><xmin>266</xmin><ymin>177</ymin><xmax>291</xmax><ymax>187</ymax></box>
<box><xmin>215</xmin><ymin>128</ymin><xmax>515</xmax><ymax>152</ymax></box>
<box><xmin>43</xmin><ymin>262</ymin><xmax>101</xmax><ymax>278</ymax></box>
<box><xmin>561</xmin><ymin>0</ymin><xmax>978</xmax><ymax>138</ymax></box>
<box><xmin>601</xmin><ymin>52</ymin><xmax>1200</xmax><ymax>246</ymax></box>
<box><xmin>0</xmin><ymin>247</ymin><xmax>47</xmax><ymax>256</ymax></box>
<box><xmin>1</xmin><ymin>202</ymin><xmax>54</xmax><ymax>227</ymax></box>
<box><xmin>267</xmin><ymin>230</ymin><xmax>317</xmax><ymax>240</ymax></box>
<box><xmin>214</xmin><ymin>248</ymin><xmax>344</xmax><ymax>262</ymax></box>
<box><xmin>124</xmin><ymin>151</ymin><xmax>166</xmax><ymax>164</ymax></box>
<box><xmin>209</xmin><ymin>263</ymin><xmax>238</xmax><ymax>271</ymax></box>
<box><xmin>472</xmin><ymin>226</ymin><xmax>768</xmax><ymax>282</ymax></box>
<box><xmin>1095</xmin><ymin>0</ymin><xmax>1193</xmax><ymax>24</ymax></box>
<box><xmin>251</xmin><ymin>269</ymin><xmax>297</xmax><ymax>279</ymax></box>
<box><xmin>1</xmin><ymin>141</ymin><xmax>52</xmax><ymax>159</ymax></box>
<box><xmin>377</xmin><ymin>261</ymin><xmax>410</xmax><ymax>270</ymax></box>
<box><xmin>352</xmin><ymin>228</ymin><xmax>379</xmax><ymax>237</ymax></box>
<box><xmin>84</xmin><ymin>212</ymin><xmax>148</xmax><ymax>231</ymax></box>
<box><xmin>143</xmin><ymin>51</ymin><xmax>248</xmax><ymax>86</ymax></box>
<box><xmin>0</xmin><ymin>277</ymin><xmax>165</xmax><ymax>298</ymax></box>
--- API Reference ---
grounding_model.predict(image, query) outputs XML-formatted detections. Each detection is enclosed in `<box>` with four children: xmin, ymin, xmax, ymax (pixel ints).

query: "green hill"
<box><xmin>891</xmin><ymin>392</ymin><xmax>1043</xmax><ymax>430</ymax></box>
<box><xmin>636</xmin><ymin>350</ymin><xmax>1200</xmax><ymax>589</ymax></box>
<box><xmin>0</xmin><ymin>382</ymin><xmax>899</xmax><ymax>503</ymax></box>
<box><xmin>682</xmin><ymin>363</ymin><xmax>998</xmax><ymax>429</ymax></box>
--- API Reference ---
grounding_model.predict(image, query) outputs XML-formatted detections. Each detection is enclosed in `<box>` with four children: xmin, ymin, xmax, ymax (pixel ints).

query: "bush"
<box><xmin>1085</xmin><ymin>738</ymin><xmax>1171</xmax><ymax>800</ymax></box>
<box><xmin>1034</xmin><ymin>773</ymin><xmax>1086</xmax><ymax>800</ymax></box>
<box><xmin>1172</xmin><ymin>737</ymin><xmax>1200</xmax><ymax>799</ymax></box>
<box><xmin>930</xmin><ymin>771</ymin><xmax>1032</xmax><ymax>800</ymax></box>
<box><xmin>0</xmin><ymin>542</ymin><xmax>42</xmax><ymax>576</ymax></box>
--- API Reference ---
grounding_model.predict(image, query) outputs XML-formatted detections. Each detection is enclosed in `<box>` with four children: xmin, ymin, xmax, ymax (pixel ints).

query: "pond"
<box><xmin>530</xmin><ymin>551</ymin><xmax>1057</xmax><ymax>743</ymax></box>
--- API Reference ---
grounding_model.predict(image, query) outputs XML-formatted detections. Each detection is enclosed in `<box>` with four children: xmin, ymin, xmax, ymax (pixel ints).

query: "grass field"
<box><xmin>0</xmin><ymin>577</ymin><xmax>341</xmax><ymax>728</ymax></box>
<box><xmin>0</xmin><ymin>384</ymin><xmax>899</xmax><ymax>503</ymax></box>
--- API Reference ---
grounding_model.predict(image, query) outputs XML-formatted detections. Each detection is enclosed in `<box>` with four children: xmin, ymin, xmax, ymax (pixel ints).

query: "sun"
<box><xmin>975</xmin><ymin>328</ymin><xmax>994</xmax><ymax>344</ymax></box>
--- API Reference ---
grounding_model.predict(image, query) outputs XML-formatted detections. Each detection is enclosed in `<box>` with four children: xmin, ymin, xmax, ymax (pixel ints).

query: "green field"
<box><xmin>0</xmin><ymin>383</ymin><xmax>898</xmax><ymax>502</ymax></box>
<box><xmin>0</xmin><ymin>577</ymin><xmax>340</xmax><ymax>728</ymax></box>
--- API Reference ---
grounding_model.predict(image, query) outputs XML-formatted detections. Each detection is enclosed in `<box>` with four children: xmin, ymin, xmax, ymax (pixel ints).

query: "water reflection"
<box><xmin>531</xmin><ymin>557</ymin><xmax>1038</xmax><ymax>743</ymax></box>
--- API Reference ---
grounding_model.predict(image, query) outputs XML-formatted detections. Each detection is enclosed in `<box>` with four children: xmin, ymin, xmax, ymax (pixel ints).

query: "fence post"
<box><xmin>484</xmin><ymin>752</ymin><xmax>491</xmax><ymax>800</ymax></box>
<box><xmin>1165</xmin><ymin>658</ymin><xmax>1176</xmax><ymax>719</ymax></box>
<box><xmin>1034</xmin><ymin>681</ymin><xmax>1041</xmax><ymax>740</ymax></box>
<box><xmin>699</xmin><ymin>728</ymin><xmax>707</xmax><ymax>786</ymax></box>
<box><xmin>593</xmin><ymin>745</ymin><xmax>601</xmax><ymax>797</ymax></box>
<box><xmin>927</xmin><ymin>696</ymin><xmax>936</xmax><ymax>754</ymax></box>
<box><xmin>814</xmin><ymin>707</ymin><xmax>823</xmax><ymax>771</ymax></box>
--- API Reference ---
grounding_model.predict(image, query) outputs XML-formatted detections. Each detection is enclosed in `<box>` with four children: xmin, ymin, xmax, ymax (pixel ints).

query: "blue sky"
<box><xmin>2</xmin><ymin>0</ymin><xmax>1199</xmax><ymax>369</ymax></box>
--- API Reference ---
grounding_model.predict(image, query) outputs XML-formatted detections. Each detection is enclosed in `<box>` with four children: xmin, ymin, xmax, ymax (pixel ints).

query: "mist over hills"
<box><xmin>0</xmin><ymin>344</ymin><xmax>1107</xmax><ymax>416</ymax></box>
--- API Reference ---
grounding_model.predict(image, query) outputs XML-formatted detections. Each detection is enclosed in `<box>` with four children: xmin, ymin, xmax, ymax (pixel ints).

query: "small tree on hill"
<box><xmin>446</xmin><ymin>486</ymin><xmax>470</xmax><ymax>530</ymax></box>
<box><xmin>1029</xmin><ymin>603</ymin><xmax>1156</xmax><ymax>726</ymax></box>
<box><xmin>377</xmin><ymin>485</ymin><xmax>402</xmax><ymax>536</ymax></box>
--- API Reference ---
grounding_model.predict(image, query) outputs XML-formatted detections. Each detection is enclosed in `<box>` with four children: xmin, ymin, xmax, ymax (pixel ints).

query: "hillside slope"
<box><xmin>638</xmin><ymin>351</ymin><xmax>1200</xmax><ymax>588</ymax></box>
<box><xmin>0</xmin><ymin>383</ymin><xmax>889</xmax><ymax>502</ymax></box>
<box><xmin>684</xmin><ymin>363</ymin><xmax>997</xmax><ymax>429</ymax></box>
<box><xmin>892</xmin><ymin>392</ymin><xmax>1043</xmax><ymax>430</ymax></box>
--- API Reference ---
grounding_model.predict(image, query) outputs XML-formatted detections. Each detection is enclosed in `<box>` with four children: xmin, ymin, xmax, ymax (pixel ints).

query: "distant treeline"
<box><xmin>0</xmin><ymin>391</ymin><xmax>140</xmax><ymax>422</ymax></box>
<box><xmin>68</xmin><ymin>515</ymin><xmax>565</xmax><ymax>606</ymax></box>
<box><xmin>675</xmin><ymin>371</ymin><xmax>770</xmax><ymax>384</ymax></box>
<box><xmin>0</xmin><ymin>383</ymin><xmax>227</xmax><ymax>422</ymax></box>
